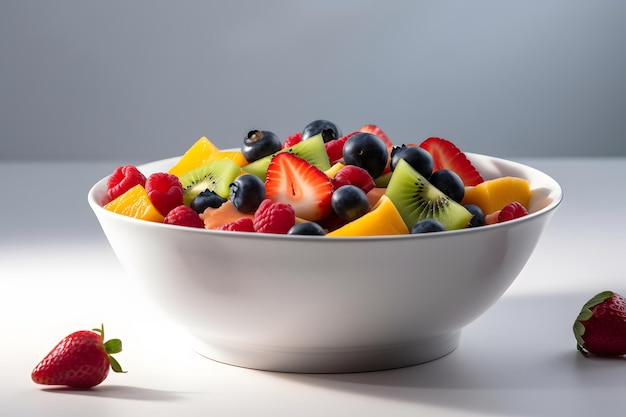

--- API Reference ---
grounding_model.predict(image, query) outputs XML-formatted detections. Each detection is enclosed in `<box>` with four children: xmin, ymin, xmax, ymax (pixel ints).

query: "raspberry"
<box><xmin>217</xmin><ymin>217</ymin><xmax>255</xmax><ymax>232</ymax></box>
<box><xmin>253</xmin><ymin>199</ymin><xmax>295</xmax><ymax>234</ymax></box>
<box><xmin>497</xmin><ymin>202</ymin><xmax>528</xmax><ymax>223</ymax></box>
<box><xmin>324</xmin><ymin>131</ymin><xmax>358</xmax><ymax>163</ymax></box>
<box><xmin>331</xmin><ymin>165</ymin><xmax>375</xmax><ymax>193</ymax></box>
<box><xmin>106</xmin><ymin>165</ymin><xmax>146</xmax><ymax>201</ymax></box>
<box><xmin>283</xmin><ymin>132</ymin><xmax>302</xmax><ymax>148</ymax></box>
<box><xmin>163</xmin><ymin>205</ymin><xmax>205</xmax><ymax>228</ymax></box>
<box><xmin>145</xmin><ymin>172</ymin><xmax>184</xmax><ymax>216</ymax></box>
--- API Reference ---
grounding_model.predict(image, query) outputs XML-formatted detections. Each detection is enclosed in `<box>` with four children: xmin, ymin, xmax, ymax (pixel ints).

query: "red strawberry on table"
<box><xmin>418</xmin><ymin>137</ymin><xmax>484</xmax><ymax>186</ymax></box>
<box><xmin>32</xmin><ymin>324</ymin><xmax>125</xmax><ymax>388</ymax></box>
<box><xmin>574</xmin><ymin>291</ymin><xmax>626</xmax><ymax>356</ymax></box>
<box><xmin>265</xmin><ymin>152</ymin><xmax>333</xmax><ymax>221</ymax></box>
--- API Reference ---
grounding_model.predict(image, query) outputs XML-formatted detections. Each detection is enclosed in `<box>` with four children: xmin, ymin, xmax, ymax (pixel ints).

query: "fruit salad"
<box><xmin>101</xmin><ymin>121</ymin><xmax>537</xmax><ymax>236</ymax></box>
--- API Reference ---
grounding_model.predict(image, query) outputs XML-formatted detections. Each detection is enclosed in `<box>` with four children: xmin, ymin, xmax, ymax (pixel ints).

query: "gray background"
<box><xmin>2</xmin><ymin>0</ymin><xmax>625</xmax><ymax>162</ymax></box>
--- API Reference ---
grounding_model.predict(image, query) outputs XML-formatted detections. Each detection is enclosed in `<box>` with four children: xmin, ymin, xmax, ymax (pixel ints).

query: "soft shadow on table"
<box><xmin>268</xmin><ymin>292</ymin><xmax>626</xmax><ymax>417</ymax></box>
<box><xmin>40</xmin><ymin>385</ymin><xmax>190</xmax><ymax>402</ymax></box>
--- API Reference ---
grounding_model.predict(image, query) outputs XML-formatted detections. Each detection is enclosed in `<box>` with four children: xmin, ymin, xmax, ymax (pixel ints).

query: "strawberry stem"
<box><xmin>92</xmin><ymin>324</ymin><xmax>126</xmax><ymax>373</ymax></box>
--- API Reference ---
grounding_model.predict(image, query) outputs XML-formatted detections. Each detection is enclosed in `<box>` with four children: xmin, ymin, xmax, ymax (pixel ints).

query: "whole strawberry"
<box><xmin>573</xmin><ymin>291</ymin><xmax>626</xmax><ymax>356</ymax></box>
<box><xmin>32</xmin><ymin>324</ymin><xmax>125</xmax><ymax>388</ymax></box>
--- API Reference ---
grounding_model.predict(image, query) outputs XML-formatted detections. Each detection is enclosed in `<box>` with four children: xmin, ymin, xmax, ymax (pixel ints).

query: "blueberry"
<box><xmin>241</xmin><ymin>130</ymin><xmax>282</xmax><ymax>163</ymax></box>
<box><xmin>331</xmin><ymin>185</ymin><xmax>371</xmax><ymax>222</ymax></box>
<box><xmin>190</xmin><ymin>190</ymin><xmax>227</xmax><ymax>213</ymax></box>
<box><xmin>229</xmin><ymin>174</ymin><xmax>266</xmax><ymax>213</ymax></box>
<box><xmin>411</xmin><ymin>219</ymin><xmax>446</xmax><ymax>234</ymax></box>
<box><xmin>342</xmin><ymin>132</ymin><xmax>389</xmax><ymax>179</ymax></box>
<box><xmin>464</xmin><ymin>204</ymin><xmax>485</xmax><ymax>228</ymax></box>
<box><xmin>390</xmin><ymin>145</ymin><xmax>434</xmax><ymax>178</ymax></box>
<box><xmin>287</xmin><ymin>222</ymin><xmax>326</xmax><ymax>235</ymax></box>
<box><xmin>429</xmin><ymin>169</ymin><xmax>464</xmax><ymax>203</ymax></box>
<box><xmin>301</xmin><ymin>119</ymin><xmax>342</xmax><ymax>143</ymax></box>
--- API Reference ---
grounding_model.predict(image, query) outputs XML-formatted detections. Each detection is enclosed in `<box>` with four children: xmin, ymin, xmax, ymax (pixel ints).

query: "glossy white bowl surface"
<box><xmin>88</xmin><ymin>153</ymin><xmax>562</xmax><ymax>373</ymax></box>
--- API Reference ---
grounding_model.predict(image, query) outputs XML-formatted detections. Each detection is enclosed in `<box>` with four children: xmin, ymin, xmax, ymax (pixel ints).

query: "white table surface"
<box><xmin>1</xmin><ymin>157</ymin><xmax>625</xmax><ymax>417</ymax></box>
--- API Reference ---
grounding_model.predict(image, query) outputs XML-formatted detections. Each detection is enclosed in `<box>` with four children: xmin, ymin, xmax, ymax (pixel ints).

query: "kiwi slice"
<box><xmin>179</xmin><ymin>159</ymin><xmax>241</xmax><ymax>206</ymax></box>
<box><xmin>242</xmin><ymin>134</ymin><xmax>331</xmax><ymax>179</ymax></box>
<box><xmin>385</xmin><ymin>159</ymin><xmax>472</xmax><ymax>231</ymax></box>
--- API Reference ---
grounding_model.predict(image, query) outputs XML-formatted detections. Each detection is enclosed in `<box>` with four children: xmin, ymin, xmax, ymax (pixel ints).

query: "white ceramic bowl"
<box><xmin>88</xmin><ymin>153</ymin><xmax>562</xmax><ymax>373</ymax></box>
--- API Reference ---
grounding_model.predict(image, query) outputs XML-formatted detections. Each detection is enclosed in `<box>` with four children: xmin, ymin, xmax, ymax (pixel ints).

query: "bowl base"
<box><xmin>191</xmin><ymin>331</ymin><xmax>461</xmax><ymax>373</ymax></box>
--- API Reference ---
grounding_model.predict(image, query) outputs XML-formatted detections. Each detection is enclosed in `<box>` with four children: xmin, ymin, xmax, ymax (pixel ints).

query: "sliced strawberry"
<box><xmin>359</xmin><ymin>124</ymin><xmax>393</xmax><ymax>150</ymax></box>
<box><xmin>265</xmin><ymin>152</ymin><xmax>333</xmax><ymax>221</ymax></box>
<box><xmin>418</xmin><ymin>137</ymin><xmax>484</xmax><ymax>186</ymax></box>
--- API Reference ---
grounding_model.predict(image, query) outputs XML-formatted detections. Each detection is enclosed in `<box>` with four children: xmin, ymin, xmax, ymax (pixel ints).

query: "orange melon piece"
<box><xmin>366</xmin><ymin>187</ymin><xmax>386</xmax><ymax>207</ymax></box>
<box><xmin>461</xmin><ymin>176</ymin><xmax>531</xmax><ymax>215</ymax></box>
<box><xmin>327</xmin><ymin>195</ymin><xmax>409</xmax><ymax>237</ymax></box>
<box><xmin>202</xmin><ymin>201</ymin><xmax>255</xmax><ymax>229</ymax></box>
<box><xmin>168</xmin><ymin>136</ymin><xmax>221</xmax><ymax>177</ymax></box>
<box><xmin>103</xmin><ymin>184</ymin><xmax>165</xmax><ymax>222</ymax></box>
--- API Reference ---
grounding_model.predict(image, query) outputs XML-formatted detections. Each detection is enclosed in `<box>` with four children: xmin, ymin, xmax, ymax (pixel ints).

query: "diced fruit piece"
<box><xmin>331</xmin><ymin>165</ymin><xmax>375</xmax><ymax>194</ymax></box>
<box><xmin>327</xmin><ymin>195</ymin><xmax>409</xmax><ymax>237</ymax></box>
<box><xmin>385</xmin><ymin>159</ymin><xmax>472</xmax><ymax>231</ymax></box>
<box><xmin>103</xmin><ymin>184</ymin><xmax>165</xmax><ymax>222</ymax></box>
<box><xmin>419</xmin><ymin>137</ymin><xmax>484</xmax><ymax>186</ymax></box>
<box><xmin>241</xmin><ymin>130</ymin><xmax>282</xmax><ymax>163</ymax></box>
<box><xmin>202</xmin><ymin>201</ymin><xmax>255</xmax><ymax>230</ymax></box>
<box><xmin>163</xmin><ymin>205</ymin><xmax>204</xmax><ymax>228</ymax></box>
<box><xmin>461</xmin><ymin>176</ymin><xmax>531</xmax><ymax>215</ymax></box>
<box><xmin>205</xmin><ymin>150</ymin><xmax>249</xmax><ymax>167</ymax></box>
<box><xmin>168</xmin><ymin>136</ymin><xmax>221</xmax><ymax>177</ymax></box>
<box><xmin>574</xmin><ymin>291</ymin><xmax>626</xmax><ymax>356</ymax></box>
<box><xmin>253</xmin><ymin>199</ymin><xmax>296</xmax><ymax>234</ymax></box>
<box><xmin>242</xmin><ymin>134</ymin><xmax>331</xmax><ymax>179</ymax></box>
<box><xmin>216</xmin><ymin>217</ymin><xmax>256</xmax><ymax>232</ymax></box>
<box><xmin>229</xmin><ymin>174</ymin><xmax>266</xmax><ymax>214</ymax></box>
<box><xmin>106</xmin><ymin>165</ymin><xmax>146</xmax><ymax>202</ymax></box>
<box><xmin>342</xmin><ymin>132</ymin><xmax>389</xmax><ymax>179</ymax></box>
<box><xmin>264</xmin><ymin>152</ymin><xmax>333</xmax><ymax>221</ymax></box>
<box><xmin>324</xmin><ymin>162</ymin><xmax>345</xmax><ymax>178</ymax></box>
<box><xmin>179</xmin><ymin>159</ymin><xmax>242</xmax><ymax>206</ymax></box>
<box><xmin>145</xmin><ymin>172</ymin><xmax>184</xmax><ymax>216</ymax></box>
<box><xmin>302</xmin><ymin>119</ymin><xmax>342</xmax><ymax>143</ymax></box>
<box><xmin>411</xmin><ymin>219</ymin><xmax>446</xmax><ymax>234</ymax></box>
<box><xmin>497</xmin><ymin>201</ymin><xmax>528</xmax><ymax>223</ymax></box>
<box><xmin>366</xmin><ymin>187</ymin><xmax>386</xmax><ymax>207</ymax></box>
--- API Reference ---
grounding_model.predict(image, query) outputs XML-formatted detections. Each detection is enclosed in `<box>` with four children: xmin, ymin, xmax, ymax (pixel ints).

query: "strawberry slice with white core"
<box><xmin>418</xmin><ymin>137</ymin><xmax>484</xmax><ymax>187</ymax></box>
<box><xmin>359</xmin><ymin>124</ymin><xmax>393</xmax><ymax>150</ymax></box>
<box><xmin>265</xmin><ymin>152</ymin><xmax>333</xmax><ymax>221</ymax></box>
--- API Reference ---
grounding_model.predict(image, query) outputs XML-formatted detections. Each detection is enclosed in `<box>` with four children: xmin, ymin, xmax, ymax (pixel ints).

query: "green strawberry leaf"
<box><xmin>104</xmin><ymin>338</ymin><xmax>123</xmax><ymax>354</ymax></box>
<box><xmin>109</xmin><ymin>355</ymin><xmax>127</xmax><ymax>373</ymax></box>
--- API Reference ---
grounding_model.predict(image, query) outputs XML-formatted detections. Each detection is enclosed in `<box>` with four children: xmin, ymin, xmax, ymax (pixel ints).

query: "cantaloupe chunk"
<box><xmin>461</xmin><ymin>176</ymin><xmax>531</xmax><ymax>215</ymax></box>
<box><xmin>327</xmin><ymin>195</ymin><xmax>409</xmax><ymax>237</ymax></box>
<box><xmin>366</xmin><ymin>187</ymin><xmax>386</xmax><ymax>207</ymax></box>
<box><xmin>202</xmin><ymin>201</ymin><xmax>255</xmax><ymax>229</ymax></box>
<box><xmin>168</xmin><ymin>136</ymin><xmax>221</xmax><ymax>177</ymax></box>
<box><xmin>103</xmin><ymin>184</ymin><xmax>165</xmax><ymax>222</ymax></box>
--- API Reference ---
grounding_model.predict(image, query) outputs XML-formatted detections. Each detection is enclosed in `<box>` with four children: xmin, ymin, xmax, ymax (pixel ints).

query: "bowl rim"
<box><xmin>88</xmin><ymin>152</ymin><xmax>563</xmax><ymax>242</ymax></box>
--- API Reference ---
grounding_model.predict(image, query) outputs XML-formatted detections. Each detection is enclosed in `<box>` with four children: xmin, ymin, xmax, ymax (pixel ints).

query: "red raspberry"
<box><xmin>324</xmin><ymin>131</ymin><xmax>358</xmax><ymax>163</ymax></box>
<box><xmin>145</xmin><ymin>172</ymin><xmax>184</xmax><ymax>216</ymax></box>
<box><xmin>331</xmin><ymin>165</ymin><xmax>375</xmax><ymax>193</ymax></box>
<box><xmin>163</xmin><ymin>205</ymin><xmax>205</xmax><ymax>228</ymax></box>
<box><xmin>216</xmin><ymin>217</ymin><xmax>255</xmax><ymax>232</ymax></box>
<box><xmin>253</xmin><ymin>199</ymin><xmax>296</xmax><ymax>234</ymax></box>
<box><xmin>498</xmin><ymin>202</ymin><xmax>528</xmax><ymax>223</ymax></box>
<box><xmin>283</xmin><ymin>132</ymin><xmax>302</xmax><ymax>148</ymax></box>
<box><xmin>106</xmin><ymin>165</ymin><xmax>146</xmax><ymax>201</ymax></box>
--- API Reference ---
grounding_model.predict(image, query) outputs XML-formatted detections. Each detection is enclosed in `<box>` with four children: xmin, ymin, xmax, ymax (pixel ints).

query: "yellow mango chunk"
<box><xmin>324</xmin><ymin>162</ymin><xmax>345</xmax><ymax>178</ymax></box>
<box><xmin>103</xmin><ymin>184</ymin><xmax>165</xmax><ymax>222</ymax></box>
<box><xmin>206</xmin><ymin>150</ymin><xmax>249</xmax><ymax>167</ymax></box>
<box><xmin>327</xmin><ymin>195</ymin><xmax>409</xmax><ymax>237</ymax></box>
<box><xmin>461</xmin><ymin>176</ymin><xmax>531</xmax><ymax>215</ymax></box>
<box><xmin>168</xmin><ymin>136</ymin><xmax>221</xmax><ymax>177</ymax></box>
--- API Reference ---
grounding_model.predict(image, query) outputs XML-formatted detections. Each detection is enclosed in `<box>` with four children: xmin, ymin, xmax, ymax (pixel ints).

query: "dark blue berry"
<box><xmin>390</xmin><ymin>145</ymin><xmax>434</xmax><ymax>178</ymax></box>
<box><xmin>464</xmin><ymin>204</ymin><xmax>485</xmax><ymax>227</ymax></box>
<box><xmin>342</xmin><ymin>132</ymin><xmax>389</xmax><ymax>179</ymax></box>
<box><xmin>241</xmin><ymin>130</ymin><xmax>282</xmax><ymax>163</ymax></box>
<box><xmin>331</xmin><ymin>185</ymin><xmax>370</xmax><ymax>222</ymax></box>
<box><xmin>411</xmin><ymin>219</ymin><xmax>446</xmax><ymax>234</ymax></box>
<box><xmin>287</xmin><ymin>222</ymin><xmax>326</xmax><ymax>235</ymax></box>
<box><xmin>302</xmin><ymin>119</ymin><xmax>342</xmax><ymax>143</ymax></box>
<box><xmin>190</xmin><ymin>190</ymin><xmax>227</xmax><ymax>213</ymax></box>
<box><xmin>229</xmin><ymin>174</ymin><xmax>266</xmax><ymax>213</ymax></box>
<box><xmin>429</xmin><ymin>169</ymin><xmax>464</xmax><ymax>202</ymax></box>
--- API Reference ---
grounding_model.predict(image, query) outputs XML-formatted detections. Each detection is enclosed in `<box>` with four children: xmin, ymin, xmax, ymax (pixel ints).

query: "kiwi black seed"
<box><xmin>385</xmin><ymin>159</ymin><xmax>472</xmax><ymax>231</ymax></box>
<box><xmin>241</xmin><ymin>134</ymin><xmax>331</xmax><ymax>180</ymax></box>
<box><xmin>178</xmin><ymin>160</ymin><xmax>242</xmax><ymax>206</ymax></box>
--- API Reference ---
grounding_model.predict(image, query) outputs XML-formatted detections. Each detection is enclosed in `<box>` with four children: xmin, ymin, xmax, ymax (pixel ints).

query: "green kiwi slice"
<box><xmin>385</xmin><ymin>159</ymin><xmax>472</xmax><ymax>231</ymax></box>
<box><xmin>242</xmin><ymin>134</ymin><xmax>331</xmax><ymax>179</ymax></box>
<box><xmin>179</xmin><ymin>159</ymin><xmax>241</xmax><ymax>205</ymax></box>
